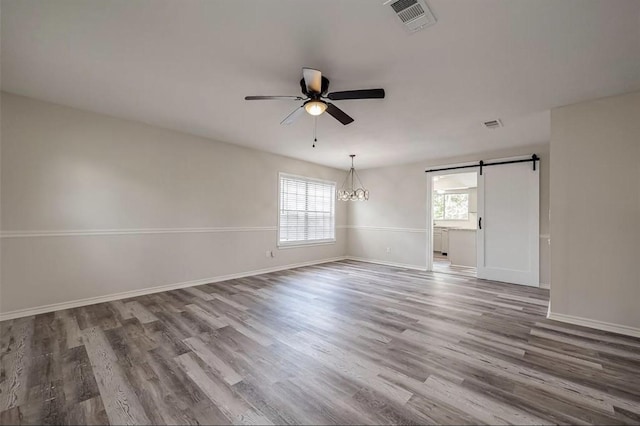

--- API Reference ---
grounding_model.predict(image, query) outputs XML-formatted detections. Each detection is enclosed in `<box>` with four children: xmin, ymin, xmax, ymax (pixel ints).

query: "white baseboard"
<box><xmin>0</xmin><ymin>256</ymin><xmax>347</xmax><ymax>321</ymax></box>
<box><xmin>547</xmin><ymin>312</ymin><xmax>640</xmax><ymax>339</ymax></box>
<box><xmin>345</xmin><ymin>256</ymin><xmax>427</xmax><ymax>271</ymax></box>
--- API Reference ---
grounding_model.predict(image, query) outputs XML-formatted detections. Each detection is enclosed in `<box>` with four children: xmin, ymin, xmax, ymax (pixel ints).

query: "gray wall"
<box><xmin>348</xmin><ymin>145</ymin><xmax>551</xmax><ymax>285</ymax></box>
<box><xmin>550</xmin><ymin>91</ymin><xmax>640</xmax><ymax>332</ymax></box>
<box><xmin>0</xmin><ymin>93</ymin><xmax>347</xmax><ymax>315</ymax></box>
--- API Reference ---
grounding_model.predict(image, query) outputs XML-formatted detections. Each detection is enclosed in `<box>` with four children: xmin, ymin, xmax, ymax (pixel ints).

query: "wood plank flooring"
<box><xmin>2</xmin><ymin>260</ymin><xmax>639</xmax><ymax>425</ymax></box>
<box><xmin>433</xmin><ymin>254</ymin><xmax>477</xmax><ymax>278</ymax></box>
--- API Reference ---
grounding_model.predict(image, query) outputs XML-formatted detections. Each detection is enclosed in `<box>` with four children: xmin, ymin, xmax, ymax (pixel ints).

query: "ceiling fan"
<box><xmin>244</xmin><ymin>68</ymin><xmax>385</xmax><ymax>126</ymax></box>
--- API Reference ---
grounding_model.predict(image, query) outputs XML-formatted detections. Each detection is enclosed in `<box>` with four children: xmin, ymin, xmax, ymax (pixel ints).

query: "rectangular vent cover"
<box><xmin>385</xmin><ymin>0</ymin><xmax>436</xmax><ymax>33</ymax></box>
<box><xmin>483</xmin><ymin>119</ymin><xmax>503</xmax><ymax>129</ymax></box>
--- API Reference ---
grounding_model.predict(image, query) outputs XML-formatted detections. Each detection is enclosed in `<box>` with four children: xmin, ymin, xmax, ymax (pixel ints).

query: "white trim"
<box><xmin>345</xmin><ymin>256</ymin><xmax>426</xmax><ymax>271</ymax></box>
<box><xmin>346</xmin><ymin>225</ymin><xmax>427</xmax><ymax>233</ymax></box>
<box><xmin>277</xmin><ymin>240</ymin><xmax>336</xmax><ymax>249</ymax></box>
<box><xmin>0</xmin><ymin>256</ymin><xmax>347</xmax><ymax>321</ymax></box>
<box><xmin>345</xmin><ymin>225</ymin><xmax>548</xmax><ymax>239</ymax></box>
<box><xmin>539</xmin><ymin>282</ymin><xmax>550</xmax><ymax>289</ymax></box>
<box><xmin>0</xmin><ymin>225</ymin><xmax>539</xmax><ymax>240</ymax></box>
<box><xmin>426</xmin><ymin>171</ymin><xmax>434</xmax><ymax>271</ymax></box>
<box><xmin>0</xmin><ymin>226</ymin><xmax>277</xmax><ymax>238</ymax></box>
<box><xmin>547</xmin><ymin>312</ymin><xmax>640</xmax><ymax>338</ymax></box>
<box><xmin>426</xmin><ymin>167</ymin><xmax>480</xmax><ymax>272</ymax></box>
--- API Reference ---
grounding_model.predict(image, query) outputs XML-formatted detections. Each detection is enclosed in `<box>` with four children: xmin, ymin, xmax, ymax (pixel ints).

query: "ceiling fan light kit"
<box><xmin>304</xmin><ymin>100</ymin><xmax>327</xmax><ymax>116</ymax></box>
<box><xmin>338</xmin><ymin>155</ymin><xmax>369</xmax><ymax>201</ymax></box>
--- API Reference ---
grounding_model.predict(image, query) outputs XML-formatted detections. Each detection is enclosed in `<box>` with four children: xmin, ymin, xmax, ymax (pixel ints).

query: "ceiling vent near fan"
<box><xmin>384</xmin><ymin>0</ymin><xmax>436</xmax><ymax>33</ymax></box>
<box><xmin>483</xmin><ymin>119</ymin><xmax>503</xmax><ymax>129</ymax></box>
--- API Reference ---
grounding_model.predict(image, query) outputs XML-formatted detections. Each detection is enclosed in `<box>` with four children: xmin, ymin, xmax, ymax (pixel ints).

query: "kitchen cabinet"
<box><xmin>433</xmin><ymin>228</ymin><xmax>442</xmax><ymax>252</ymax></box>
<box><xmin>449</xmin><ymin>229</ymin><xmax>476</xmax><ymax>267</ymax></box>
<box><xmin>441</xmin><ymin>228</ymin><xmax>449</xmax><ymax>254</ymax></box>
<box><xmin>433</xmin><ymin>227</ymin><xmax>449</xmax><ymax>254</ymax></box>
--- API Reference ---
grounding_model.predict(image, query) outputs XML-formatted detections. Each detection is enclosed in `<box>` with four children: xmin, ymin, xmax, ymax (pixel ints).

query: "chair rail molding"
<box><xmin>0</xmin><ymin>226</ymin><xmax>279</xmax><ymax>238</ymax></box>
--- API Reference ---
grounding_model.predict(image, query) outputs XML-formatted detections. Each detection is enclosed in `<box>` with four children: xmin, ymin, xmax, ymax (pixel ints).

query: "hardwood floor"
<box><xmin>1</xmin><ymin>260</ymin><xmax>639</xmax><ymax>425</ymax></box>
<box><xmin>433</xmin><ymin>254</ymin><xmax>477</xmax><ymax>278</ymax></box>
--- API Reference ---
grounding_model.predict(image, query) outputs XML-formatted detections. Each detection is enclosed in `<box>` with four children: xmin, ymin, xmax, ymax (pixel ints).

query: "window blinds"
<box><xmin>279</xmin><ymin>173</ymin><xmax>336</xmax><ymax>245</ymax></box>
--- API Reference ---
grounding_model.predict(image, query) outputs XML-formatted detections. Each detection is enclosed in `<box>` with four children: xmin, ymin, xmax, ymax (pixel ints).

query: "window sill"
<box><xmin>277</xmin><ymin>240</ymin><xmax>336</xmax><ymax>249</ymax></box>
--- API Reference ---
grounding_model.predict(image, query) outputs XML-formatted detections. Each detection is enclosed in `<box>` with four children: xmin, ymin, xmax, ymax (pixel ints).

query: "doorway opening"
<box><xmin>426</xmin><ymin>155</ymin><xmax>540</xmax><ymax>287</ymax></box>
<box><xmin>429</xmin><ymin>171</ymin><xmax>478</xmax><ymax>278</ymax></box>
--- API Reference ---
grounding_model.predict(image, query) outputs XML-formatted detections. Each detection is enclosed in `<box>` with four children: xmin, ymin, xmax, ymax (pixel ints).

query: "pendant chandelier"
<box><xmin>338</xmin><ymin>155</ymin><xmax>369</xmax><ymax>201</ymax></box>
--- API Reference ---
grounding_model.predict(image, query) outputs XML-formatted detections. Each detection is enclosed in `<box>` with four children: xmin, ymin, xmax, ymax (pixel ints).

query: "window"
<box><xmin>433</xmin><ymin>192</ymin><xmax>469</xmax><ymax>220</ymax></box>
<box><xmin>279</xmin><ymin>173</ymin><xmax>336</xmax><ymax>246</ymax></box>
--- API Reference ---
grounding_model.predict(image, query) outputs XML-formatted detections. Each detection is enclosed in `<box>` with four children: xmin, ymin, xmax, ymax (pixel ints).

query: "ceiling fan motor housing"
<box><xmin>300</xmin><ymin>76</ymin><xmax>330</xmax><ymax>97</ymax></box>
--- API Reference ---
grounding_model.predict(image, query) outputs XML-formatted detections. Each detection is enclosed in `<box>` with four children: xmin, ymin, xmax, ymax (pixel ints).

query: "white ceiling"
<box><xmin>433</xmin><ymin>172</ymin><xmax>477</xmax><ymax>191</ymax></box>
<box><xmin>2</xmin><ymin>0</ymin><xmax>639</xmax><ymax>169</ymax></box>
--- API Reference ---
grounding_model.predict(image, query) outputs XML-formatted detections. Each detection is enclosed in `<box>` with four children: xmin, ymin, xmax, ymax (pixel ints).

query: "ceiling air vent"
<box><xmin>483</xmin><ymin>119</ymin><xmax>503</xmax><ymax>129</ymax></box>
<box><xmin>384</xmin><ymin>0</ymin><xmax>437</xmax><ymax>33</ymax></box>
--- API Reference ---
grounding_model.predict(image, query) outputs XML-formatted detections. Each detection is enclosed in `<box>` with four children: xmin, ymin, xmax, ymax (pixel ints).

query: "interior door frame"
<box><xmin>425</xmin><ymin>165</ymin><xmax>480</xmax><ymax>272</ymax></box>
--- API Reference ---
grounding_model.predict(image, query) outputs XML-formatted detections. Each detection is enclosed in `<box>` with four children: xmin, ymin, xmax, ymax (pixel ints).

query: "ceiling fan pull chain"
<box><xmin>312</xmin><ymin>116</ymin><xmax>318</xmax><ymax>148</ymax></box>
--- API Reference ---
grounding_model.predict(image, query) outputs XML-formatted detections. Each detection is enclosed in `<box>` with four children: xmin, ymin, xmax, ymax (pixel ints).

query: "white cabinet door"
<box><xmin>433</xmin><ymin>230</ymin><xmax>442</xmax><ymax>252</ymax></box>
<box><xmin>477</xmin><ymin>162</ymin><xmax>539</xmax><ymax>286</ymax></box>
<box><xmin>449</xmin><ymin>230</ymin><xmax>476</xmax><ymax>267</ymax></box>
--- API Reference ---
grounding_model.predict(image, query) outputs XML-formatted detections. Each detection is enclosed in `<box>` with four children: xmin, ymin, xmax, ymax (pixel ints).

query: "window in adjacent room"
<box><xmin>433</xmin><ymin>192</ymin><xmax>469</xmax><ymax>220</ymax></box>
<box><xmin>278</xmin><ymin>173</ymin><xmax>336</xmax><ymax>246</ymax></box>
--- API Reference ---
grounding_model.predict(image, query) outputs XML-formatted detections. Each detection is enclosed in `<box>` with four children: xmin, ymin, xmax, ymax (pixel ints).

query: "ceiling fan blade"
<box><xmin>327</xmin><ymin>89</ymin><xmax>385</xmax><ymax>101</ymax></box>
<box><xmin>280</xmin><ymin>105</ymin><xmax>305</xmax><ymax>125</ymax></box>
<box><xmin>302</xmin><ymin>67</ymin><xmax>322</xmax><ymax>94</ymax></box>
<box><xmin>245</xmin><ymin>96</ymin><xmax>304</xmax><ymax>101</ymax></box>
<box><xmin>326</xmin><ymin>103</ymin><xmax>354</xmax><ymax>125</ymax></box>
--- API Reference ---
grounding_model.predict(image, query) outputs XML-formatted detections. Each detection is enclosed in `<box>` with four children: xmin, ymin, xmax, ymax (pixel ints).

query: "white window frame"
<box><xmin>277</xmin><ymin>172</ymin><xmax>336</xmax><ymax>248</ymax></box>
<box><xmin>433</xmin><ymin>191</ymin><xmax>470</xmax><ymax>221</ymax></box>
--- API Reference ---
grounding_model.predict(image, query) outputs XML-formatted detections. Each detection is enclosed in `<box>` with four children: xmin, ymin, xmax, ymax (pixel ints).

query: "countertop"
<box><xmin>434</xmin><ymin>226</ymin><xmax>477</xmax><ymax>231</ymax></box>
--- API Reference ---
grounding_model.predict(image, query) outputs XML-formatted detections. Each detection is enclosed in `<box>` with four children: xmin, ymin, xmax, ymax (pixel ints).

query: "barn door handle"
<box><xmin>479</xmin><ymin>217</ymin><xmax>482</xmax><ymax>229</ymax></box>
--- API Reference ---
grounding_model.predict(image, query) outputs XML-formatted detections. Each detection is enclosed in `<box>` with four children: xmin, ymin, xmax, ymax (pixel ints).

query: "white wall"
<box><xmin>0</xmin><ymin>93</ymin><xmax>347</xmax><ymax>316</ymax></box>
<box><xmin>550</xmin><ymin>91</ymin><xmax>640</xmax><ymax>334</ymax></box>
<box><xmin>348</xmin><ymin>145</ymin><xmax>551</xmax><ymax>285</ymax></box>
